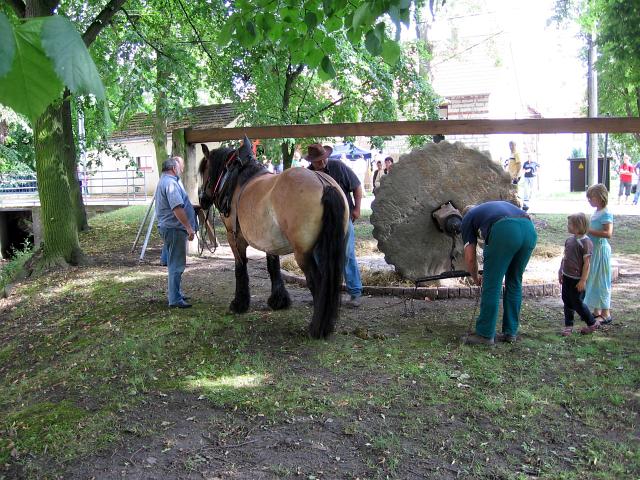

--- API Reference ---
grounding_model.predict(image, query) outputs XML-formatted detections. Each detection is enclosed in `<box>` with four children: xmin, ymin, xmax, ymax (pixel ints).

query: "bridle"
<box><xmin>200</xmin><ymin>149</ymin><xmax>238</xmax><ymax>211</ymax></box>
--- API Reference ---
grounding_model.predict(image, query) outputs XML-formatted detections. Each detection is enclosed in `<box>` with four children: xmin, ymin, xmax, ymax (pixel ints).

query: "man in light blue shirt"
<box><xmin>156</xmin><ymin>157</ymin><xmax>197</xmax><ymax>308</ymax></box>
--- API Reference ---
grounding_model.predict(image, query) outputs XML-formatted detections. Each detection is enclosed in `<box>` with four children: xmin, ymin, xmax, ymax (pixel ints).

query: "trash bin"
<box><xmin>568</xmin><ymin>157</ymin><xmax>610</xmax><ymax>192</ymax></box>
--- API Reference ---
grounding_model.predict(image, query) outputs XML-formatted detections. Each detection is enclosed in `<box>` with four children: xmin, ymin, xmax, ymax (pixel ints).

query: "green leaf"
<box><xmin>238</xmin><ymin>21</ymin><xmax>259</xmax><ymax>48</ymax></box>
<box><xmin>319</xmin><ymin>55</ymin><xmax>336</xmax><ymax>80</ymax></box>
<box><xmin>0</xmin><ymin>18</ymin><xmax>64</xmax><ymax>123</ymax></box>
<box><xmin>322</xmin><ymin>0</ymin><xmax>334</xmax><ymax>16</ymax></box>
<box><xmin>353</xmin><ymin>3</ymin><xmax>374</xmax><ymax>30</ymax></box>
<box><xmin>305</xmin><ymin>47</ymin><xmax>325</xmax><ymax>68</ymax></box>
<box><xmin>267</xmin><ymin>23</ymin><xmax>283</xmax><ymax>41</ymax></box>
<box><xmin>40</xmin><ymin>16</ymin><xmax>105</xmax><ymax>100</ymax></box>
<box><xmin>325</xmin><ymin>16</ymin><xmax>342</xmax><ymax>32</ymax></box>
<box><xmin>291</xmin><ymin>47</ymin><xmax>305</xmax><ymax>65</ymax></box>
<box><xmin>304</xmin><ymin>12</ymin><xmax>318</xmax><ymax>30</ymax></box>
<box><xmin>322</xmin><ymin>36</ymin><xmax>337</xmax><ymax>54</ymax></box>
<box><xmin>302</xmin><ymin>38</ymin><xmax>316</xmax><ymax>56</ymax></box>
<box><xmin>218</xmin><ymin>20</ymin><xmax>235</xmax><ymax>46</ymax></box>
<box><xmin>346</xmin><ymin>27</ymin><xmax>361</xmax><ymax>46</ymax></box>
<box><xmin>365</xmin><ymin>29</ymin><xmax>382</xmax><ymax>56</ymax></box>
<box><xmin>257</xmin><ymin>13</ymin><xmax>274</xmax><ymax>33</ymax></box>
<box><xmin>333</xmin><ymin>0</ymin><xmax>348</xmax><ymax>12</ymax></box>
<box><xmin>0</xmin><ymin>13</ymin><xmax>16</xmax><ymax>77</ymax></box>
<box><xmin>246</xmin><ymin>21</ymin><xmax>257</xmax><ymax>39</ymax></box>
<box><xmin>381</xmin><ymin>38</ymin><xmax>401</xmax><ymax>65</ymax></box>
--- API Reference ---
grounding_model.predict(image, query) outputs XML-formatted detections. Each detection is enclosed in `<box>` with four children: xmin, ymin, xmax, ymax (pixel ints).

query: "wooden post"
<box><xmin>183</xmin><ymin>140</ymin><xmax>199</xmax><ymax>255</ymax></box>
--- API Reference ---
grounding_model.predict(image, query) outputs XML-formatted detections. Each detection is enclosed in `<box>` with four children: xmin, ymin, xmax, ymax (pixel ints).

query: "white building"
<box><xmin>89</xmin><ymin>104</ymin><xmax>237</xmax><ymax>196</ymax></box>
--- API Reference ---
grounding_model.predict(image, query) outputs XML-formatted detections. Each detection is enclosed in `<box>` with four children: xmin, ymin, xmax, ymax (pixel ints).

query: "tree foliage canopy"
<box><xmin>554</xmin><ymin>0</ymin><xmax>640</xmax><ymax>153</ymax></box>
<box><xmin>217</xmin><ymin>0</ymin><xmax>414</xmax><ymax>79</ymax></box>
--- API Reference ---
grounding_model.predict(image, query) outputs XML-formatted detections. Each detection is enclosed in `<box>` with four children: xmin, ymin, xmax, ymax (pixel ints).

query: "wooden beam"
<box><xmin>185</xmin><ymin>117</ymin><xmax>640</xmax><ymax>143</ymax></box>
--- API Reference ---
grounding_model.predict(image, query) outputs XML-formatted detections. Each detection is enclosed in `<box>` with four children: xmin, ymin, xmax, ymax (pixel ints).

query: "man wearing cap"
<box><xmin>306</xmin><ymin>143</ymin><xmax>363</xmax><ymax>307</ymax></box>
<box><xmin>156</xmin><ymin>156</ymin><xmax>197</xmax><ymax>308</ymax></box>
<box><xmin>460</xmin><ymin>200</ymin><xmax>537</xmax><ymax>345</ymax></box>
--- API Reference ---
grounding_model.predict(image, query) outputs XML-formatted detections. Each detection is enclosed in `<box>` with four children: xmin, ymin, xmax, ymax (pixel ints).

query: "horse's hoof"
<box><xmin>229</xmin><ymin>299</ymin><xmax>249</xmax><ymax>313</ymax></box>
<box><xmin>268</xmin><ymin>291</ymin><xmax>291</xmax><ymax>310</ymax></box>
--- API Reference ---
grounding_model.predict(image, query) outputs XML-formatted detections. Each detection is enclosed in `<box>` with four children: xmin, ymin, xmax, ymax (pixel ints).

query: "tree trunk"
<box><xmin>280</xmin><ymin>141</ymin><xmax>295</xmax><ymax>170</ymax></box>
<box><xmin>25</xmin><ymin>0</ymin><xmax>83</xmax><ymax>266</ymax></box>
<box><xmin>34</xmin><ymin>102</ymin><xmax>83</xmax><ymax>266</ymax></box>
<box><xmin>415</xmin><ymin>6</ymin><xmax>433</xmax><ymax>80</ymax></box>
<box><xmin>62</xmin><ymin>93</ymin><xmax>89</xmax><ymax>231</ymax></box>
<box><xmin>152</xmin><ymin>58</ymin><xmax>170</xmax><ymax>173</ymax></box>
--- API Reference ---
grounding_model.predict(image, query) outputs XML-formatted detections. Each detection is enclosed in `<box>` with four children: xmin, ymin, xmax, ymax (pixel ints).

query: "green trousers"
<box><xmin>476</xmin><ymin>217</ymin><xmax>537</xmax><ymax>338</ymax></box>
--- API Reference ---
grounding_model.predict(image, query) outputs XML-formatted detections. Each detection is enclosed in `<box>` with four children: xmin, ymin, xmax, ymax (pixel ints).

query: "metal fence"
<box><xmin>0</xmin><ymin>169</ymin><xmax>148</xmax><ymax>202</ymax></box>
<box><xmin>0</xmin><ymin>173</ymin><xmax>37</xmax><ymax>194</ymax></box>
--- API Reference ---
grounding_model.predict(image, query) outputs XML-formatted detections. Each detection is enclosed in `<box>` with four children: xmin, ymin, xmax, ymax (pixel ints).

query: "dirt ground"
<box><xmin>0</xmin><ymin>232</ymin><xmax>640</xmax><ymax>480</ymax></box>
<box><xmin>32</xmin><ymin>238</ymin><xmax>629</xmax><ymax>480</ymax></box>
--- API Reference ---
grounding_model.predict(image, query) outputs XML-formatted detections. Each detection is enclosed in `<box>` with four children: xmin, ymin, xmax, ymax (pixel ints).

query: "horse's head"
<box><xmin>198</xmin><ymin>144</ymin><xmax>231</xmax><ymax>210</ymax></box>
<box><xmin>199</xmin><ymin>137</ymin><xmax>259</xmax><ymax>210</ymax></box>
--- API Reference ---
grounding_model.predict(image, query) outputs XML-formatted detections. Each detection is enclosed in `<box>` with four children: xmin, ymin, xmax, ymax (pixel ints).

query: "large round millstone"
<box><xmin>370</xmin><ymin>141</ymin><xmax>519</xmax><ymax>281</ymax></box>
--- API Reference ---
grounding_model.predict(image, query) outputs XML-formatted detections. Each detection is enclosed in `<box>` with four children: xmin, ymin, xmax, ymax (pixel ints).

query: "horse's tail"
<box><xmin>309</xmin><ymin>185</ymin><xmax>346</xmax><ymax>339</ymax></box>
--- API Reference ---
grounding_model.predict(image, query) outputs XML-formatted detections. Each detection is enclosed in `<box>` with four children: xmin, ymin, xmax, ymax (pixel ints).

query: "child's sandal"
<box><xmin>561</xmin><ymin>326</ymin><xmax>573</xmax><ymax>337</ymax></box>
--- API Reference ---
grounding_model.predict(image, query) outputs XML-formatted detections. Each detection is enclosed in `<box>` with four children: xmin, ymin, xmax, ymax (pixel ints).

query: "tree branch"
<box><xmin>6</xmin><ymin>0</ymin><xmax>26</xmax><ymax>18</ymax></box>
<box><xmin>175</xmin><ymin>0</ymin><xmax>217</xmax><ymax>66</ymax></box>
<box><xmin>296</xmin><ymin>74</ymin><xmax>315</xmax><ymax>123</ymax></box>
<box><xmin>82</xmin><ymin>0</ymin><xmax>127</xmax><ymax>47</ymax></box>
<box><xmin>305</xmin><ymin>79</ymin><xmax>374</xmax><ymax>121</ymax></box>
<box><xmin>309</xmin><ymin>96</ymin><xmax>345</xmax><ymax>119</ymax></box>
<box><xmin>121</xmin><ymin>7</ymin><xmax>174</xmax><ymax>60</ymax></box>
<box><xmin>282</xmin><ymin>63</ymin><xmax>304</xmax><ymax>124</ymax></box>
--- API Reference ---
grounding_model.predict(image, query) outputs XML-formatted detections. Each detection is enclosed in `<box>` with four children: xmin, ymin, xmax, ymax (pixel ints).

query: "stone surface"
<box><xmin>370</xmin><ymin>141</ymin><xmax>518</xmax><ymax>280</ymax></box>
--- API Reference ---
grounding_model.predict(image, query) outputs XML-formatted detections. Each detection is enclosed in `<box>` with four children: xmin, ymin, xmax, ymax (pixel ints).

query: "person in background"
<box><xmin>291</xmin><ymin>152</ymin><xmax>302</xmax><ymax>168</ymax></box>
<box><xmin>306</xmin><ymin>143</ymin><xmax>363</xmax><ymax>308</ymax></box>
<box><xmin>584</xmin><ymin>183</ymin><xmax>613</xmax><ymax>324</ymax></box>
<box><xmin>506</xmin><ymin>141</ymin><xmax>522</xmax><ymax>185</ymax></box>
<box><xmin>384</xmin><ymin>156</ymin><xmax>394</xmax><ymax>174</ymax></box>
<box><xmin>618</xmin><ymin>154</ymin><xmax>634</xmax><ymax>204</ymax></box>
<box><xmin>372</xmin><ymin>160</ymin><xmax>385</xmax><ymax>194</ymax></box>
<box><xmin>559</xmin><ymin>213</ymin><xmax>600</xmax><ymax>336</ymax></box>
<box><xmin>76</xmin><ymin>166</ymin><xmax>85</xmax><ymax>194</ymax></box>
<box><xmin>460</xmin><ymin>200</ymin><xmax>537</xmax><ymax>345</ymax></box>
<box><xmin>633</xmin><ymin>157</ymin><xmax>640</xmax><ymax>205</ymax></box>
<box><xmin>156</xmin><ymin>156</ymin><xmax>197</xmax><ymax>309</ymax></box>
<box><xmin>522</xmin><ymin>155</ymin><xmax>539</xmax><ymax>204</ymax></box>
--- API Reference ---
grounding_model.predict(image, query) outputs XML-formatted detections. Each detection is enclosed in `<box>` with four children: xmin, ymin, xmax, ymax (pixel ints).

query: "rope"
<box><xmin>197</xmin><ymin>207</ymin><xmax>217</xmax><ymax>255</ymax></box>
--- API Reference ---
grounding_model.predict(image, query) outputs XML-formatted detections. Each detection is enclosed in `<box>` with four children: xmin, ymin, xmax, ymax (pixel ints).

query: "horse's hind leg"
<box><xmin>266</xmin><ymin>254</ymin><xmax>291</xmax><ymax>310</ymax></box>
<box><xmin>295</xmin><ymin>251</ymin><xmax>318</xmax><ymax>300</ymax></box>
<box><xmin>296</xmin><ymin>251</ymin><xmax>324</xmax><ymax>339</ymax></box>
<box><xmin>229</xmin><ymin>237</ymin><xmax>250</xmax><ymax>313</ymax></box>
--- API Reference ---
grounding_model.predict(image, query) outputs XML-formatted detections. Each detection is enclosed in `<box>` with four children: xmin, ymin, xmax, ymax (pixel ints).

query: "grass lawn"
<box><xmin>0</xmin><ymin>206</ymin><xmax>638</xmax><ymax>479</ymax></box>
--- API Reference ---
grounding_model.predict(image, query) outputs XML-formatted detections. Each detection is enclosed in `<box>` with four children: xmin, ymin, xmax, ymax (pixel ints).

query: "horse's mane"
<box><xmin>238</xmin><ymin>157</ymin><xmax>268</xmax><ymax>187</ymax></box>
<box><xmin>204</xmin><ymin>146</ymin><xmax>268</xmax><ymax>188</ymax></box>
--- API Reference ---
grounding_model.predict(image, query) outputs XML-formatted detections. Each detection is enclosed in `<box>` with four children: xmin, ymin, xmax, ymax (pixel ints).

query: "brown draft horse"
<box><xmin>198</xmin><ymin>138</ymin><xmax>348</xmax><ymax>339</ymax></box>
